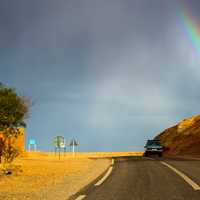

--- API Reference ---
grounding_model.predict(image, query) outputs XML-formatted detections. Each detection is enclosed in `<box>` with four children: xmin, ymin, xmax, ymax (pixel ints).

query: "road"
<box><xmin>71</xmin><ymin>157</ymin><xmax>200</xmax><ymax>200</ymax></box>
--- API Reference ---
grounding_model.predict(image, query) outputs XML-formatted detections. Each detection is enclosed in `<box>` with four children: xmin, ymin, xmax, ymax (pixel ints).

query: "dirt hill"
<box><xmin>155</xmin><ymin>115</ymin><xmax>200</xmax><ymax>156</ymax></box>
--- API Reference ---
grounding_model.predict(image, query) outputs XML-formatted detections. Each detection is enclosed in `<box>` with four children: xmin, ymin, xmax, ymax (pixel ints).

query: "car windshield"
<box><xmin>147</xmin><ymin>140</ymin><xmax>161</xmax><ymax>146</ymax></box>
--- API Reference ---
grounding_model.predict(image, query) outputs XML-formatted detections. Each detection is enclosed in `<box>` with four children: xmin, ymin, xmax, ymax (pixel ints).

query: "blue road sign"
<box><xmin>29</xmin><ymin>139</ymin><xmax>36</xmax><ymax>145</ymax></box>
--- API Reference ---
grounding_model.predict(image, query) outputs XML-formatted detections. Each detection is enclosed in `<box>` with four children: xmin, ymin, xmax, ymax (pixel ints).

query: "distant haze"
<box><xmin>1</xmin><ymin>0</ymin><xmax>200</xmax><ymax>151</ymax></box>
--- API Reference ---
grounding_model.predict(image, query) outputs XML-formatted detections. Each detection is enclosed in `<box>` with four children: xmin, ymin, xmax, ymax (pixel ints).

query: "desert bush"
<box><xmin>0</xmin><ymin>83</ymin><xmax>29</xmax><ymax>165</ymax></box>
<box><xmin>2</xmin><ymin>141</ymin><xmax>20</xmax><ymax>164</ymax></box>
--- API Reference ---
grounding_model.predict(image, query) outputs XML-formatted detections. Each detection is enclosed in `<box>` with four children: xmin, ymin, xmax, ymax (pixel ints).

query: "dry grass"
<box><xmin>0</xmin><ymin>152</ymin><xmax>142</xmax><ymax>200</ymax></box>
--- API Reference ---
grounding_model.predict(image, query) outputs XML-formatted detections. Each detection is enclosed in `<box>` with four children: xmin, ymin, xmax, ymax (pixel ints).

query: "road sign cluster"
<box><xmin>54</xmin><ymin>136</ymin><xmax>79</xmax><ymax>159</ymax></box>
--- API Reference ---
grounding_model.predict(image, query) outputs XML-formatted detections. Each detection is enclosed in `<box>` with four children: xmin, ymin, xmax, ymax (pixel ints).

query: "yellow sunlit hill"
<box><xmin>156</xmin><ymin>114</ymin><xmax>200</xmax><ymax>156</ymax></box>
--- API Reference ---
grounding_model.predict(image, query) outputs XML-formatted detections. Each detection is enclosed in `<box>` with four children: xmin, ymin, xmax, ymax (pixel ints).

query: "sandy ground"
<box><xmin>0</xmin><ymin>153</ymin><xmax>112</xmax><ymax>200</ymax></box>
<box><xmin>0</xmin><ymin>152</ymin><xmax>143</xmax><ymax>200</ymax></box>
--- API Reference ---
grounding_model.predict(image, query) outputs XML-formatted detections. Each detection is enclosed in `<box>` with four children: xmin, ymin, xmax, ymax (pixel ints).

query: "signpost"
<box><xmin>54</xmin><ymin>136</ymin><xmax>66</xmax><ymax>160</ymax></box>
<box><xmin>28</xmin><ymin>139</ymin><xmax>37</xmax><ymax>151</ymax></box>
<box><xmin>54</xmin><ymin>136</ymin><xmax>79</xmax><ymax>159</ymax></box>
<box><xmin>69</xmin><ymin>139</ymin><xmax>79</xmax><ymax>157</ymax></box>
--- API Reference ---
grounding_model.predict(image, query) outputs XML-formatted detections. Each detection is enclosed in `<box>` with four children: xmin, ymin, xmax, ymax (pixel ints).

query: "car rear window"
<box><xmin>147</xmin><ymin>140</ymin><xmax>161</xmax><ymax>146</ymax></box>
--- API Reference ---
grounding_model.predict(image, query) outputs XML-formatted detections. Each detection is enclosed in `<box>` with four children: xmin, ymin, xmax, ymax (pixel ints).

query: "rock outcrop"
<box><xmin>155</xmin><ymin>115</ymin><xmax>200</xmax><ymax>156</ymax></box>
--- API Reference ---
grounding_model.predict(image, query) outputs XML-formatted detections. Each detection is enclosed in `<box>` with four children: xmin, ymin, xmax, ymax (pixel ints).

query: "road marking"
<box><xmin>75</xmin><ymin>195</ymin><xmax>86</xmax><ymax>200</ymax></box>
<box><xmin>161</xmin><ymin>161</ymin><xmax>200</xmax><ymax>191</ymax></box>
<box><xmin>95</xmin><ymin>166</ymin><xmax>113</xmax><ymax>186</ymax></box>
<box><xmin>111</xmin><ymin>158</ymin><xmax>114</xmax><ymax>165</ymax></box>
<box><xmin>146</xmin><ymin>157</ymin><xmax>154</xmax><ymax>160</ymax></box>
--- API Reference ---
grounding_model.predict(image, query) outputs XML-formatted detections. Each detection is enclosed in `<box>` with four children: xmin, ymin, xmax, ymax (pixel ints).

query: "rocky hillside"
<box><xmin>155</xmin><ymin>115</ymin><xmax>200</xmax><ymax>156</ymax></box>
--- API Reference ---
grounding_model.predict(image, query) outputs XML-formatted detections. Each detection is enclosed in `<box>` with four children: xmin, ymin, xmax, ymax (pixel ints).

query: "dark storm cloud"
<box><xmin>1</xmin><ymin>0</ymin><xmax>200</xmax><ymax>151</ymax></box>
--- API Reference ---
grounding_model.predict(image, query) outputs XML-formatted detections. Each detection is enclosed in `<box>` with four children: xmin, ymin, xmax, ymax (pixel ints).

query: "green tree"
<box><xmin>0</xmin><ymin>83</ymin><xmax>29</xmax><ymax>164</ymax></box>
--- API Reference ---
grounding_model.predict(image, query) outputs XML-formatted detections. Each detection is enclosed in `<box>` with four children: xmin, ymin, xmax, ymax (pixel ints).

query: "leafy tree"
<box><xmin>0</xmin><ymin>83</ymin><xmax>29</xmax><ymax>164</ymax></box>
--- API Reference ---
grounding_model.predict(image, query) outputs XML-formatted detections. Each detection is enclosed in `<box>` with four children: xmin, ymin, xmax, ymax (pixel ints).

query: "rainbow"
<box><xmin>178</xmin><ymin>1</ymin><xmax>200</xmax><ymax>56</ymax></box>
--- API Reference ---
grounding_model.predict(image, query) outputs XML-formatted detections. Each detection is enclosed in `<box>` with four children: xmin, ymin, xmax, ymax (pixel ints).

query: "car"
<box><xmin>144</xmin><ymin>139</ymin><xmax>163</xmax><ymax>157</ymax></box>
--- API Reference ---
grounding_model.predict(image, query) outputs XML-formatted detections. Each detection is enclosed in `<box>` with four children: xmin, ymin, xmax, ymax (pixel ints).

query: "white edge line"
<box><xmin>75</xmin><ymin>159</ymin><xmax>115</xmax><ymax>199</ymax></box>
<box><xmin>75</xmin><ymin>195</ymin><xmax>86</xmax><ymax>200</ymax></box>
<box><xmin>95</xmin><ymin>166</ymin><xmax>113</xmax><ymax>186</ymax></box>
<box><xmin>161</xmin><ymin>161</ymin><xmax>200</xmax><ymax>191</ymax></box>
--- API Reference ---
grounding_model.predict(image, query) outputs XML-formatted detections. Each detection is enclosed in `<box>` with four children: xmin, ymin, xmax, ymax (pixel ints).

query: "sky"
<box><xmin>1</xmin><ymin>0</ymin><xmax>200</xmax><ymax>151</ymax></box>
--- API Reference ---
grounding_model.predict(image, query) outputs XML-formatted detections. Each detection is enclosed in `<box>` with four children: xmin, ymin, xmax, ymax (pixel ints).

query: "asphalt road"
<box><xmin>72</xmin><ymin>156</ymin><xmax>200</xmax><ymax>200</ymax></box>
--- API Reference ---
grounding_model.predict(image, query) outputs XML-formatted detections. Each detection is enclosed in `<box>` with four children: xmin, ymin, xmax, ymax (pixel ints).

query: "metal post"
<box><xmin>64</xmin><ymin>147</ymin><xmax>66</xmax><ymax>157</ymax></box>
<box><xmin>72</xmin><ymin>140</ymin><xmax>75</xmax><ymax>157</ymax></box>
<box><xmin>59</xmin><ymin>148</ymin><xmax>61</xmax><ymax>160</ymax></box>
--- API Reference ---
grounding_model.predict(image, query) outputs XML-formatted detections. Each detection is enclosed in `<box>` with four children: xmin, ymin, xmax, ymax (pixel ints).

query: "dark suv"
<box><xmin>144</xmin><ymin>139</ymin><xmax>163</xmax><ymax>157</ymax></box>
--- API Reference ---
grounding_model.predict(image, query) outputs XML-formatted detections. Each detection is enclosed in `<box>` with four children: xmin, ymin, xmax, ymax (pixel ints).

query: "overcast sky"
<box><xmin>1</xmin><ymin>0</ymin><xmax>200</xmax><ymax>151</ymax></box>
